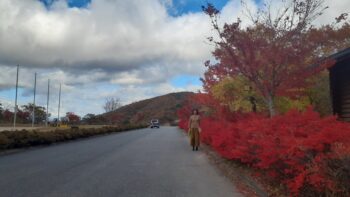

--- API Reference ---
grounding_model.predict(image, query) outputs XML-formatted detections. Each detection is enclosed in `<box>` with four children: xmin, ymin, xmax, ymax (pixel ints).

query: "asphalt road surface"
<box><xmin>0</xmin><ymin>127</ymin><xmax>242</xmax><ymax>197</ymax></box>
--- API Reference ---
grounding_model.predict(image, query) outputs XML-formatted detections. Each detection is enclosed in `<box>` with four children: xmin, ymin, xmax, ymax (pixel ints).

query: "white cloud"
<box><xmin>314</xmin><ymin>0</ymin><xmax>350</xmax><ymax>25</ymax></box>
<box><xmin>0</xmin><ymin>0</ymin><xmax>212</xmax><ymax>70</ymax></box>
<box><xmin>0</xmin><ymin>0</ymin><xmax>347</xmax><ymax>116</ymax></box>
<box><xmin>219</xmin><ymin>0</ymin><xmax>258</xmax><ymax>27</ymax></box>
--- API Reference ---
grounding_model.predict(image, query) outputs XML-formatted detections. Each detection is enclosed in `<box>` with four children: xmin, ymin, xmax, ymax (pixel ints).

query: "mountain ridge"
<box><xmin>103</xmin><ymin>92</ymin><xmax>194</xmax><ymax>125</ymax></box>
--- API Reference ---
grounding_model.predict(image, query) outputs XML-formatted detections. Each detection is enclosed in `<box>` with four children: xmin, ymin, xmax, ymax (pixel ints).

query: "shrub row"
<box><xmin>179</xmin><ymin>107</ymin><xmax>350</xmax><ymax>196</ymax></box>
<box><xmin>0</xmin><ymin>124</ymin><xmax>147</xmax><ymax>150</ymax></box>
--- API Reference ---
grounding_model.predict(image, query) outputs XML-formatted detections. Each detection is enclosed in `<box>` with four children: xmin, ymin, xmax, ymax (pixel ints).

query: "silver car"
<box><xmin>150</xmin><ymin>119</ymin><xmax>160</xmax><ymax>128</ymax></box>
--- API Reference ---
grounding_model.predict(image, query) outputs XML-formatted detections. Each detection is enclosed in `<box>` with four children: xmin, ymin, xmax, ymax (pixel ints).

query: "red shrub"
<box><xmin>177</xmin><ymin>102</ymin><xmax>191</xmax><ymax>131</ymax></box>
<box><xmin>178</xmin><ymin>98</ymin><xmax>350</xmax><ymax>196</ymax></box>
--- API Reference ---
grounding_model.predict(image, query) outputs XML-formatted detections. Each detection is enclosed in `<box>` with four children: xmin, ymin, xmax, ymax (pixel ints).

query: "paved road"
<box><xmin>0</xmin><ymin>127</ymin><xmax>242</xmax><ymax>197</ymax></box>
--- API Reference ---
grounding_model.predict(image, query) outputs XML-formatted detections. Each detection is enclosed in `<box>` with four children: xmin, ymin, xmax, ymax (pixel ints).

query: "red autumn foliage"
<box><xmin>201</xmin><ymin>2</ymin><xmax>350</xmax><ymax>116</ymax></box>
<box><xmin>3</xmin><ymin>109</ymin><xmax>14</xmax><ymax>122</ymax></box>
<box><xmin>178</xmin><ymin>94</ymin><xmax>350</xmax><ymax>196</ymax></box>
<box><xmin>66</xmin><ymin>112</ymin><xmax>80</xmax><ymax>123</ymax></box>
<box><xmin>17</xmin><ymin>110</ymin><xmax>30</xmax><ymax>121</ymax></box>
<box><xmin>189</xmin><ymin>2</ymin><xmax>350</xmax><ymax>195</ymax></box>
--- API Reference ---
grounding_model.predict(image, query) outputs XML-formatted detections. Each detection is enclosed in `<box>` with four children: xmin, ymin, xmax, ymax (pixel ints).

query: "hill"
<box><xmin>103</xmin><ymin>92</ymin><xmax>194</xmax><ymax>126</ymax></box>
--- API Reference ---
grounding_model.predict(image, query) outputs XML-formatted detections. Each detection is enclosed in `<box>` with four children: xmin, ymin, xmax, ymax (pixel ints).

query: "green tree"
<box><xmin>275</xmin><ymin>96</ymin><xmax>311</xmax><ymax>114</ymax></box>
<box><xmin>306</xmin><ymin>71</ymin><xmax>333</xmax><ymax>116</ymax></box>
<box><xmin>211</xmin><ymin>76</ymin><xmax>264</xmax><ymax>112</ymax></box>
<box><xmin>82</xmin><ymin>113</ymin><xmax>96</xmax><ymax>124</ymax></box>
<box><xmin>21</xmin><ymin>103</ymin><xmax>48</xmax><ymax>124</ymax></box>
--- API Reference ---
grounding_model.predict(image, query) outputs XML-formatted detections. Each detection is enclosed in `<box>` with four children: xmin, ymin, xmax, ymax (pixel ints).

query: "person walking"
<box><xmin>188</xmin><ymin>109</ymin><xmax>201</xmax><ymax>151</ymax></box>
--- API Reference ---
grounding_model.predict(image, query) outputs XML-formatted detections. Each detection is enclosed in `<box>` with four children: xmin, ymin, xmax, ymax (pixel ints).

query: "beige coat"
<box><xmin>188</xmin><ymin>115</ymin><xmax>201</xmax><ymax>147</ymax></box>
<box><xmin>189</xmin><ymin>115</ymin><xmax>200</xmax><ymax>129</ymax></box>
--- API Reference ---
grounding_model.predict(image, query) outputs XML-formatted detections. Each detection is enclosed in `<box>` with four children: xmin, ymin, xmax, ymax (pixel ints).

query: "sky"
<box><xmin>0</xmin><ymin>0</ymin><xmax>349</xmax><ymax>117</ymax></box>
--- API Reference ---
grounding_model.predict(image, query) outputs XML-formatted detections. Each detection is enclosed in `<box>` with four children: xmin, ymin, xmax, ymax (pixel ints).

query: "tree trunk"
<box><xmin>267</xmin><ymin>95</ymin><xmax>276</xmax><ymax>117</ymax></box>
<box><xmin>249</xmin><ymin>96</ymin><xmax>257</xmax><ymax>112</ymax></box>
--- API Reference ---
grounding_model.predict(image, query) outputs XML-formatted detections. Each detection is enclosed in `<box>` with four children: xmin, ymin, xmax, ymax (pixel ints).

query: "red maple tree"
<box><xmin>66</xmin><ymin>112</ymin><xmax>80</xmax><ymax>123</ymax></box>
<box><xmin>202</xmin><ymin>1</ymin><xmax>349</xmax><ymax>116</ymax></box>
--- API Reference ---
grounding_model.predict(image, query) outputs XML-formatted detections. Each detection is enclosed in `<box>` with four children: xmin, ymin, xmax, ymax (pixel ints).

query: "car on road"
<box><xmin>150</xmin><ymin>119</ymin><xmax>160</xmax><ymax>128</ymax></box>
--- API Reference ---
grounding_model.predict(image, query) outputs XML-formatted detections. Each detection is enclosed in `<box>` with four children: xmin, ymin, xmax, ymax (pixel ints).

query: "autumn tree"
<box><xmin>202</xmin><ymin>0</ymin><xmax>349</xmax><ymax>116</ymax></box>
<box><xmin>2</xmin><ymin>109</ymin><xmax>13</xmax><ymax>122</ymax></box>
<box><xmin>107</xmin><ymin>113</ymin><xmax>123</xmax><ymax>125</ymax></box>
<box><xmin>82</xmin><ymin>113</ymin><xmax>106</xmax><ymax>124</ymax></box>
<box><xmin>103</xmin><ymin>97</ymin><xmax>122</xmax><ymax>112</ymax></box>
<box><xmin>21</xmin><ymin>103</ymin><xmax>48</xmax><ymax>124</ymax></box>
<box><xmin>66</xmin><ymin>112</ymin><xmax>80</xmax><ymax>123</ymax></box>
<box><xmin>0</xmin><ymin>104</ymin><xmax>35</xmax><ymax>123</ymax></box>
<box><xmin>82</xmin><ymin>113</ymin><xmax>96</xmax><ymax>124</ymax></box>
<box><xmin>17</xmin><ymin>109</ymin><xmax>30</xmax><ymax>123</ymax></box>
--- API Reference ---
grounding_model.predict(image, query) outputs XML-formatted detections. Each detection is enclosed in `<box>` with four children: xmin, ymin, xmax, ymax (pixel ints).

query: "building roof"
<box><xmin>328</xmin><ymin>47</ymin><xmax>350</xmax><ymax>62</ymax></box>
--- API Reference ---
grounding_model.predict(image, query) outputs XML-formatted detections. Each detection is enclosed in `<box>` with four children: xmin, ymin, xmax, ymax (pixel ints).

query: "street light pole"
<box><xmin>13</xmin><ymin>65</ymin><xmax>19</xmax><ymax>128</ymax></box>
<box><xmin>46</xmin><ymin>79</ymin><xmax>50</xmax><ymax>127</ymax></box>
<box><xmin>32</xmin><ymin>72</ymin><xmax>37</xmax><ymax>127</ymax></box>
<box><xmin>58</xmin><ymin>83</ymin><xmax>61</xmax><ymax>124</ymax></box>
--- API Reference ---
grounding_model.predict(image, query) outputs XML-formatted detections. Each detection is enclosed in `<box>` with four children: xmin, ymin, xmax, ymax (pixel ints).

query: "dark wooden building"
<box><xmin>329</xmin><ymin>47</ymin><xmax>350</xmax><ymax>121</ymax></box>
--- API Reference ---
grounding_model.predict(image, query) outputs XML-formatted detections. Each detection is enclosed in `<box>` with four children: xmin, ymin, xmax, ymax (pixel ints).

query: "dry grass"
<box><xmin>0</xmin><ymin>124</ymin><xmax>111</xmax><ymax>131</ymax></box>
<box><xmin>0</xmin><ymin>124</ymin><xmax>147</xmax><ymax>151</ymax></box>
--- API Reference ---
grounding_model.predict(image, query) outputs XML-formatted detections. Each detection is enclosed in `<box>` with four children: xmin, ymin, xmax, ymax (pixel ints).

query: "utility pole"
<box><xmin>46</xmin><ymin>79</ymin><xmax>50</xmax><ymax>127</ymax></box>
<box><xmin>13</xmin><ymin>65</ymin><xmax>19</xmax><ymax>128</ymax></box>
<box><xmin>58</xmin><ymin>83</ymin><xmax>61</xmax><ymax>124</ymax></box>
<box><xmin>32</xmin><ymin>72</ymin><xmax>37</xmax><ymax>127</ymax></box>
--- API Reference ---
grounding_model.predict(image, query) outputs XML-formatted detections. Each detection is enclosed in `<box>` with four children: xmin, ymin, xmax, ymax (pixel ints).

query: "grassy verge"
<box><xmin>0</xmin><ymin>124</ymin><xmax>147</xmax><ymax>151</ymax></box>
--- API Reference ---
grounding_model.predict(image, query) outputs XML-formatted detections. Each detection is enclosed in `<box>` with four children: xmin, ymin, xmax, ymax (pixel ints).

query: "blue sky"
<box><xmin>167</xmin><ymin>0</ymin><xmax>231</xmax><ymax>16</ymax></box>
<box><xmin>171</xmin><ymin>75</ymin><xmax>201</xmax><ymax>88</ymax></box>
<box><xmin>40</xmin><ymin>0</ymin><xmax>91</xmax><ymax>8</ymax></box>
<box><xmin>40</xmin><ymin>0</ymin><xmax>231</xmax><ymax>15</ymax></box>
